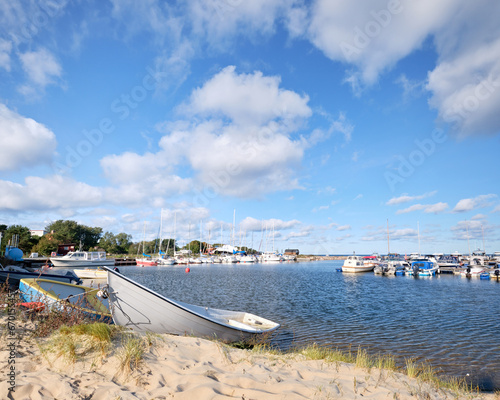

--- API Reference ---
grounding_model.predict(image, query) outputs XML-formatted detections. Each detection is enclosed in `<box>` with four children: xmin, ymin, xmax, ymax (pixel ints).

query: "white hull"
<box><xmin>341</xmin><ymin>266</ymin><xmax>375</xmax><ymax>273</ymax></box>
<box><xmin>51</xmin><ymin>259</ymin><xmax>115</xmax><ymax>268</ymax></box>
<box><xmin>104</xmin><ymin>267</ymin><xmax>280</xmax><ymax>343</ymax></box>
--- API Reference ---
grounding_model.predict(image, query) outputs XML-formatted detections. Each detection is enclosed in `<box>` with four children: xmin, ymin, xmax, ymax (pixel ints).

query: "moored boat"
<box><xmin>50</xmin><ymin>251</ymin><xmax>115</xmax><ymax>268</ymax></box>
<box><xmin>102</xmin><ymin>266</ymin><xmax>280</xmax><ymax>343</ymax></box>
<box><xmin>342</xmin><ymin>255</ymin><xmax>374</xmax><ymax>273</ymax></box>
<box><xmin>408</xmin><ymin>258</ymin><xmax>439</xmax><ymax>276</ymax></box>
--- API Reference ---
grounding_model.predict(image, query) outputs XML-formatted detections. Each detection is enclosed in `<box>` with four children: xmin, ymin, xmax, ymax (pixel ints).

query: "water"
<box><xmin>118</xmin><ymin>260</ymin><xmax>500</xmax><ymax>391</ymax></box>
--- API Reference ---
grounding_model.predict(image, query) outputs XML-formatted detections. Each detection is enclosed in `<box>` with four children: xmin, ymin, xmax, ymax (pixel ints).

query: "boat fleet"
<box><xmin>340</xmin><ymin>250</ymin><xmax>500</xmax><ymax>279</ymax></box>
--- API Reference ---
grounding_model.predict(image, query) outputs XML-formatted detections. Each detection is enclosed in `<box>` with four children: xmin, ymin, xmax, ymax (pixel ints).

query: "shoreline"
<box><xmin>0</xmin><ymin>316</ymin><xmax>495</xmax><ymax>399</ymax></box>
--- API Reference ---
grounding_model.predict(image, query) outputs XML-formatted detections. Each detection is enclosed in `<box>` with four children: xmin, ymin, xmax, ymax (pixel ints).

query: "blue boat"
<box><xmin>19</xmin><ymin>278</ymin><xmax>112</xmax><ymax>322</ymax></box>
<box><xmin>409</xmin><ymin>259</ymin><xmax>439</xmax><ymax>276</ymax></box>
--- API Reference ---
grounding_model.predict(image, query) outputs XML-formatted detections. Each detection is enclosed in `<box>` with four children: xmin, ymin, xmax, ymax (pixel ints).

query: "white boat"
<box><xmin>102</xmin><ymin>267</ymin><xmax>280</xmax><ymax>343</ymax></box>
<box><xmin>73</xmin><ymin>268</ymin><xmax>108</xmax><ymax>279</ymax></box>
<box><xmin>341</xmin><ymin>255</ymin><xmax>374</xmax><ymax>273</ymax></box>
<box><xmin>259</xmin><ymin>251</ymin><xmax>282</xmax><ymax>263</ymax></box>
<box><xmin>460</xmin><ymin>259</ymin><xmax>486</xmax><ymax>278</ymax></box>
<box><xmin>50</xmin><ymin>251</ymin><xmax>115</xmax><ymax>268</ymax></box>
<box><xmin>239</xmin><ymin>254</ymin><xmax>256</xmax><ymax>263</ymax></box>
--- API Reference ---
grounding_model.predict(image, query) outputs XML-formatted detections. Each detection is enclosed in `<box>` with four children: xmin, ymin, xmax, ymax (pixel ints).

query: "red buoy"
<box><xmin>185</xmin><ymin>267</ymin><xmax>190</xmax><ymax>273</ymax></box>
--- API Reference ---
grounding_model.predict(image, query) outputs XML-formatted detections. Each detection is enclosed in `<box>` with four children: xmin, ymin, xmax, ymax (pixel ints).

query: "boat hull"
<box><xmin>103</xmin><ymin>267</ymin><xmax>280</xmax><ymax>343</ymax></box>
<box><xmin>19</xmin><ymin>278</ymin><xmax>111</xmax><ymax>322</ymax></box>
<box><xmin>50</xmin><ymin>259</ymin><xmax>115</xmax><ymax>268</ymax></box>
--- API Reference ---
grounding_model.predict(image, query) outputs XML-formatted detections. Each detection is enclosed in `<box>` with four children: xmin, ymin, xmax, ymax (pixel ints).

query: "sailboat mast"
<box><xmin>418</xmin><ymin>221</ymin><xmax>421</xmax><ymax>256</ymax></box>
<box><xmin>386</xmin><ymin>219</ymin><xmax>390</xmax><ymax>255</ymax></box>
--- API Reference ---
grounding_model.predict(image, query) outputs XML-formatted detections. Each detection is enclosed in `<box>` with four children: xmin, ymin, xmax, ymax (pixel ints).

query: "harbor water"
<box><xmin>120</xmin><ymin>260</ymin><xmax>500</xmax><ymax>391</ymax></box>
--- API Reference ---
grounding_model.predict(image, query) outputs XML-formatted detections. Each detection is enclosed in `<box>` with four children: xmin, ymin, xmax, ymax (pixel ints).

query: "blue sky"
<box><xmin>1</xmin><ymin>0</ymin><xmax>500</xmax><ymax>255</ymax></box>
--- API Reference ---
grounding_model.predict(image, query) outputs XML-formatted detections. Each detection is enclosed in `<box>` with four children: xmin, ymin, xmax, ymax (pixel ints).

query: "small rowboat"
<box><xmin>102</xmin><ymin>267</ymin><xmax>280</xmax><ymax>343</ymax></box>
<box><xmin>19</xmin><ymin>278</ymin><xmax>112</xmax><ymax>322</ymax></box>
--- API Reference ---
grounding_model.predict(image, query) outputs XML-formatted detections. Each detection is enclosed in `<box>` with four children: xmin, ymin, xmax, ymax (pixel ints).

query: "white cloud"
<box><xmin>386</xmin><ymin>191</ymin><xmax>437</xmax><ymax>205</ymax></box>
<box><xmin>0</xmin><ymin>39</ymin><xmax>12</xmax><ymax>71</ymax></box>
<box><xmin>184</xmin><ymin>65</ymin><xmax>311</xmax><ymax>126</ymax></box>
<box><xmin>19</xmin><ymin>48</ymin><xmax>62</xmax><ymax>94</ymax></box>
<box><xmin>307</xmin><ymin>0</ymin><xmax>456</xmax><ymax>85</ymax></box>
<box><xmin>396</xmin><ymin>202</ymin><xmax>448</xmax><ymax>214</ymax></box>
<box><xmin>336</xmin><ymin>225</ymin><xmax>351</xmax><ymax>231</ymax></box>
<box><xmin>0</xmin><ymin>104</ymin><xmax>57</xmax><ymax>171</ymax></box>
<box><xmin>452</xmin><ymin>194</ymin><xmax>497</xmax><ymax>213</ymax></box>
<box><xmin>0</xmin><ymin>175</ymin><xmax>102</xmax><ymax>211</ymax></box>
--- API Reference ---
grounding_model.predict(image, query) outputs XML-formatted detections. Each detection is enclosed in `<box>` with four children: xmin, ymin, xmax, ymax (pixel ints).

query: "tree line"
<box><xmin>0</xmin><ymin>220</ymin><xmax>256</xmax><ymax>257</ymax></box>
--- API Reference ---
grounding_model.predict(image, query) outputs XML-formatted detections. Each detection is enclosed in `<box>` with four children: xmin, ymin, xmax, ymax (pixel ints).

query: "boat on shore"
<box><xmin>341</xmin><ymin>255</ymin><xmax>375</xmax><ymax>273</ymax></box>
<box><xmin>50</xmin><ymin>251</ymin><xmax>115</xmax><ymax>268</ymax></box>
<box><xmin>102</xmin><ymin>266</ymin><xmax>280</xmax><ymax>343</ymax></box>
<box><xmin>0</xmin><ymin>264</ymin><xmax>82</xmax><ymax>288</ymax></box>
<box><xmin>19</xmin><ymin>278</ymin><xmax>111</xmax><ymax>322</ymax></box>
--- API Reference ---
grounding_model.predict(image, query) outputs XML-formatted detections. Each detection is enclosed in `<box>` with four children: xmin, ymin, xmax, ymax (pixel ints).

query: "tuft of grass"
<box><xmin>405</xmin><ymin>357</ymin><xmax>420</xmax><ymax>378</ymax></box>
<box><xmin>118</xmin><ymin>334</ymin><xmax>146</xmax><ymax>374</ymax></box>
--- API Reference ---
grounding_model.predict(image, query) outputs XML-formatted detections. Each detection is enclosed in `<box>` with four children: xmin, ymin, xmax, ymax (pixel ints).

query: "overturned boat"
<box><xmin>102</xmin><ymin>267</ymin><xmax>280</xmax><ymax>343</ymax></box>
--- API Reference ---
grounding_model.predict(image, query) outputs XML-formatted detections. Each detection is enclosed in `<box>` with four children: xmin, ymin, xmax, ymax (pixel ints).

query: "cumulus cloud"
<box><xmin>184</xmin><ymin>66</ymin><xmax>311</xmax><ymax>126</ymax></box>
<box><xmin>0</xmin><ymin>175</ymin><xmax>102</xmax><ymax>211</ymax></box>
<box><xmin>427</xmin><ymin>2</ymin><xmax>500</xmax><ymax>137</ymax></box>
<box><xmin>452</xmin><ymin>194</ymin><xmax>497</xmax><ymax>213</ymax></box>
<box><xmin>0</xmin><ymin>104</ymin><xmax>57</xmax><ymax>171</ymax></box>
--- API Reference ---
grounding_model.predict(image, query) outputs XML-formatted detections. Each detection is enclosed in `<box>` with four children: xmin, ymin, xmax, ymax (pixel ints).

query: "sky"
<box><xmin>1</xmin><ymin>0</ymin><xmax>500</xmax><ymax>255</ymax></box>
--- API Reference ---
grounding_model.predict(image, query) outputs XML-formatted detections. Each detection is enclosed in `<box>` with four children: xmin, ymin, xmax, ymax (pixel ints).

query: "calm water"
<box><xmin>118</xmin><ymin>260</ymin><xmax>500</xmax><ymax>391</ymax></box>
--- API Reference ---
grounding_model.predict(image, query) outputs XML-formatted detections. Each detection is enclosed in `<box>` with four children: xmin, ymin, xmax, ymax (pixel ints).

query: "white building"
<box><xmin>30</xmin><ymin>229</ymin><xmax>48</xmax><ymax>237</ymax></box>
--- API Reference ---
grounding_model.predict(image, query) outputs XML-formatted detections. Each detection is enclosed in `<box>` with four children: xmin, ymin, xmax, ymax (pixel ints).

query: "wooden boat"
<box><xmin>0</xmin><ymin>264</ymin><xmax>82</xmax><ymax>288</ymax></box>
<box><xmin>102</xmin><ymin>266</ymin><xmax>280</xmax><ymax>343</ymax></box>
<box><xmin>19</xmin><ymin>278</ymin><xmax>112</xmax><ymax>322</ymax></box>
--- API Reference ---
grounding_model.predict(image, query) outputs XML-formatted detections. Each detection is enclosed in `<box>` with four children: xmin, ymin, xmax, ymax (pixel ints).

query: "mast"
<box><xmin>466</xmin><ymin>220</ymin><xmax>471</xmax><ymax>258</ymax></box>
<box><xmin>417</xmin><ymin>221</ymin><xmax>421</xmax><ymax>256</ymax></box>
<box><xmin>386</xmin><ymin>219</ymin><xmax>390</xmax><ymax>255</ymax></box>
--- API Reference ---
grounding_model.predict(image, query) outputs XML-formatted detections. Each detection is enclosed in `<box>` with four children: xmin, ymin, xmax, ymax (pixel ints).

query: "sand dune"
<box><xmin>0</xmin><ymin>317</ymin><xmax>495</xmax><ymax>399</ymax></box>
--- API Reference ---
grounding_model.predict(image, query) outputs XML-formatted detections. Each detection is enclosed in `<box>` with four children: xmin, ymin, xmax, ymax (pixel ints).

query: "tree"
<box><xmin>46</xmin><ymin>220</ymin><xmax>102</xmax><ymax>250</ymax></box>
<box><xmin>98</xmin><ymin>232</ymin><xmax>132</xmax><ymax>255</ymax></box>
<box><xmin>1</xmin><ymin>225</ymin><xmax>39</xmax><ymax>254</ymax></box>
<box><xmin>31</xmin><ymin>234</ymin><xmax>58</xmax><ymax>256</ymax></box>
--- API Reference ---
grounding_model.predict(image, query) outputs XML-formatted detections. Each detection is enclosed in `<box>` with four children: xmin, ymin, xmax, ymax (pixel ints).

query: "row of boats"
<box><xmin>48</xmin><ymin>250</ymin><xmax>296</xmax><ymax>268</ymax></box>
<box><xmin>341</xmin><ymin>251</ymin><xmax>500</xmax><ymax>279</ymax></box>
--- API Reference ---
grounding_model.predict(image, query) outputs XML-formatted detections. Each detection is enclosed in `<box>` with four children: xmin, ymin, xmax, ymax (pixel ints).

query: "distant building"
<box><xmin>57</xmin><ymin>243</ymin><xmax>76</xmax><ymax>256</ymax></box>
<box><xmin>284</xmin><ymin>249</ymin><xmax>299</xmax><ymax>255</ymax></box>
<box><xmin>30</xmin><ymin>229</ymin><xmax>48</xmax><ymax>237</ymax></box>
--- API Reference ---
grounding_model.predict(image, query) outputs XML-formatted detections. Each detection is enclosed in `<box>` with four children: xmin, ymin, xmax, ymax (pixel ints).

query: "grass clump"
<box><xmin>118</xmin><ymin>334</ymin><xmax>146</xmax><ymax>374</ymax></box>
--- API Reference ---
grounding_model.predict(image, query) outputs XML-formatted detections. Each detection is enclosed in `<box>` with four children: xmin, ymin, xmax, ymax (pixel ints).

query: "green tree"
<box><xmin>1</xmin><ymin>225</ymin><xmax>39</xmax><ymax>254</ymax></box>
<box><xmin>31</xmin><ymin>234</ymin><xmax>59</xmax><ymax>256</ymax></box>
<box><xmin>46</xmin><ymin>220</ymin><xmax>102</xmax><ymax>250</ymax></box>
<box><xmin>115</xmin><ymin>233</ymin><xmax>132</xmax><ymax>254</ymax></box>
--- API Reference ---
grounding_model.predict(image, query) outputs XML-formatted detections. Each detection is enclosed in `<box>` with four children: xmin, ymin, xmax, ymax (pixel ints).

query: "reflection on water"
<box><xmin>122</xmin><ymin>261</ymin><xmax>500</xmax><ymax>391</ymax></box>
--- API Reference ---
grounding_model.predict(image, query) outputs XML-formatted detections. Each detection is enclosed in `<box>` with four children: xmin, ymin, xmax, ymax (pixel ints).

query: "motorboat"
<box><xmin>341</xmin><ymin>255</ymin><xmax>375</xmax><ymax>273</ymax></box>
<box><xmin>408</xmin><ymin>258</ymin><xmax>439</xmax><ymax>276</ymax></box>
<box><xmin>102</xmin><ymin>267</ymin><xmax>280</xmax><ymax>343</ymax></box>
<box><xmin>19</xmin><ymin>278</ymin><xmax>111</xmax><ymax>322</ymax></box>
<box><xmin>50</xmin><ymin>251</ymin><xmax>115</xmax><ymax>268</ymax></box>
<box><xmin>460</xmin><ymin>259</ymin><xmax>486</xmax><ymax>278</ymax></box>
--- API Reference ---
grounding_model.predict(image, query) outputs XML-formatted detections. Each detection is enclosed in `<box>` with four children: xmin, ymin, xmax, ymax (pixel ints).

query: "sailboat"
<box><xmin>136</xmin><ymin>222</ymin><xmax>158</xmax><ymax>266</ymax></box>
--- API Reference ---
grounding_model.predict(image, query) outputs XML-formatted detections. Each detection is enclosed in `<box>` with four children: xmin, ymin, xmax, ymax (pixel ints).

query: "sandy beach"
<box><xmin>1</xmin><ymin>316</ymin><xmax>496</xmax><ymax>400</ymax></box>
